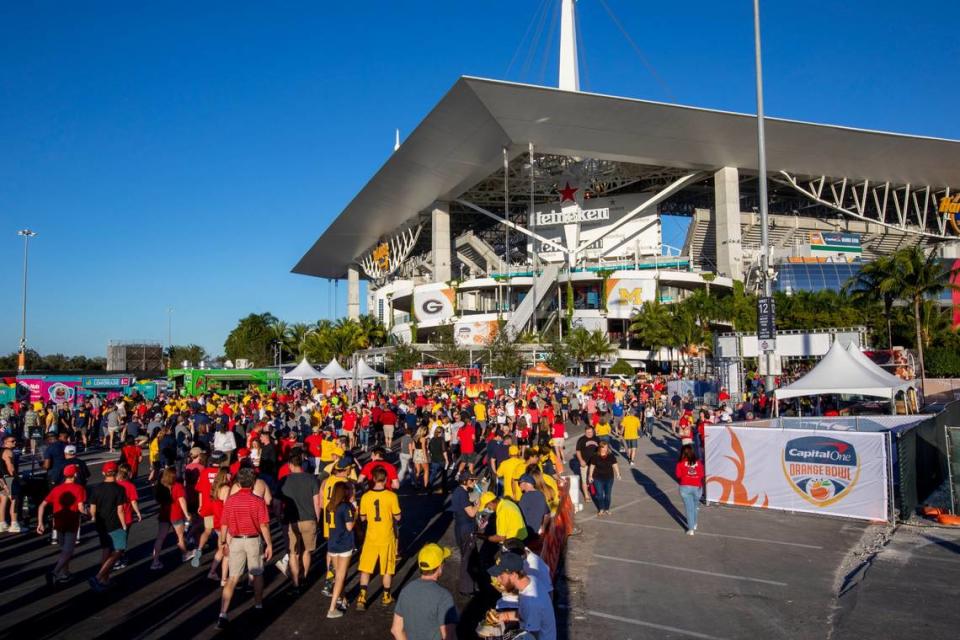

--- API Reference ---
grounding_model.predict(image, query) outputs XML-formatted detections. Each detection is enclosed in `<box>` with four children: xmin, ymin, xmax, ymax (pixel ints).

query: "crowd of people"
<box><xmin>0</xmin><ymin>373</ymin><xmax>741</xmax><ymax>637</ymax></box>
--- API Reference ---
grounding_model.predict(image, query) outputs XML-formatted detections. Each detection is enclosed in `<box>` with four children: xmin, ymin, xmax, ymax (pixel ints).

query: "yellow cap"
<box><xmin>417</xmin><ymin>543</ymin><xmax>452</xmax><ymax>571</ymax></box>
<box><xmin>508</xmin><ymin>445</ymin><xmax>519</xmax><ymax>457</ymax></box>
<box><xmin>478</xmin><ymin>491</ymin><xmax>497</xmax><ymax>512</ymax></box>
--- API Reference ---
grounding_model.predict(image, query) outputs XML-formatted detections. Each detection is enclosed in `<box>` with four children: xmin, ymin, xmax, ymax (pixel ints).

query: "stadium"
<box><xmin>292</xmin><ymin>0</ymin><xmax>960</xmax><ymax>369</ymax></box>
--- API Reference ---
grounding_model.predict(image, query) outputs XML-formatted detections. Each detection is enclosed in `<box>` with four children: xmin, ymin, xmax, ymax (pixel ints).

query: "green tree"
<box><xmin>224</xmin><ymin>312</ymin><xmax>279</xmax><ymax>366</ymax></box>
<box><xmin>287</xmin><ymin>323</ymin><xmax>314</xmax><ymax>358</ymax></box>
<box><xmin>543</xmin><ymin>339</ymin><xmax>570</xmax><ymax>374</ymax></box>
<box><xmin>168</xmin><ymin>344</ymin><xmax>208</xmax><ymax>368</ymax></box>
<box><xmin>628</xmin><ymin>299</ymin><xmax>674</xmax><ymax>357</ymax></box>
<box><xmin>489</xmin><ymin>330</ymin><xmax>525</xmax><ymax>377</ymax></box>
<box><xmin>356</xmin><ymin>314</ymin><xmax>388</xmax><ymax>349</ymax></box>
<box><xmin>607</xmin><ymin>358</ymin><xmax>636</xmax><ymax>376</ymax></box>
<box><xmin>888</xmin><ymin>247</ymin><xmax>957</xmax><ymax>383</ymax></box>
<box><xmin>844</xmin><ymin>255</ymin><xmax>897</xmax><ymax>348</ymax></box>
<box><xmin>433</xmin><ymin>325</ymin><xmax>470</xmax><ymax>366</ymax></box>
<box><xmin>386</xmin><ymin>341</ymin><xmax>421</xmax><ymax>372</ymax></box>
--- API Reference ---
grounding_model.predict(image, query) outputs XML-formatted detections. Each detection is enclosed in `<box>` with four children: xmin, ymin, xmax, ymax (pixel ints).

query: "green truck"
<box><xmin>166</xmin><ymin>368</ymin><xmax>280</xmax><ymax>396</ymax></box>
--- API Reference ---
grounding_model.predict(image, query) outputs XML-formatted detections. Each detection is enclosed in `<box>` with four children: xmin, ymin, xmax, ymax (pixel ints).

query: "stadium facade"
<box><xmin>293</xmin><ymin>0</ymin><xmax>960</xmax><ymax>365</ymax></box>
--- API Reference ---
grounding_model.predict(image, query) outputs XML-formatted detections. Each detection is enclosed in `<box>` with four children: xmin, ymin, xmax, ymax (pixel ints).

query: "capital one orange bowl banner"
<box><xmin>705</xmin><ymin>425</ymin><xmax>889</xmax><ymax>522</ymax></box>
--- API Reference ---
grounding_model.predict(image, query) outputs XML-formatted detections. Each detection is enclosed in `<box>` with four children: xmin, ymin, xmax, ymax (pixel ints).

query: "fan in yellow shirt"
<box><xmin>478</xmin><ymin>492</ymin><xmax>527</xmax><ymax>542</ymax></box>
<box><xmin>621</xmin><ymin>413</ymin><xmax>641</xmax><ymax>465</ymax></box>
<box><xmin>356</xmin><ymin>468</ymin><xmax>402</xmax><ymax>609</ymax></box>
<box><xmin>496</xmin><ymin>446</ymin><xmax>524</xmax><ymax>501</ymax></box>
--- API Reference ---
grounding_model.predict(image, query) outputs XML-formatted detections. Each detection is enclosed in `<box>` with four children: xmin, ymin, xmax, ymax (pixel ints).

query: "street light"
<box><xmin>17</xmin><ymin>229</ymin><xmax>38</xmax><ymax>373</ymax></box>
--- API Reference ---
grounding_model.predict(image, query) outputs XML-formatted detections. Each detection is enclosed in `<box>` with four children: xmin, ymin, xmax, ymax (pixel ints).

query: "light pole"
<box><xmin>166</xmin><ymin>307</ymin><xmax>174</xmax><ymax>369</ymax></box>
<box><xmin>17</xmin><ymin>229</ymin><xmax>37</xmax><ymax>373</ymax></box>
<box><xmin>752</xmin><ymin>0</ymin><xmax>775</xmax><ymax>393</ymax></box>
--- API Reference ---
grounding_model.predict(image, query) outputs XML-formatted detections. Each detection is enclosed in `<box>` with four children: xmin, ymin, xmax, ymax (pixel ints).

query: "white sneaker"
<box><xmin>8</xmin><ymin>522</ymin><xmax>22</xmax><ymax>533</ymax></box>
<box><xmin>0</xmin><ymin>522</ymin><xmax>8</xmax><ymax>533</ymax></box>
<box><xmin>276</xmin><ymin>553</ymin><xmax>290</xmax><ymax>576</ymax></box>
<box><xmin>686</xmin><ymin>529</ymin><xmax>695</xmax><ymax>536</ymax></box>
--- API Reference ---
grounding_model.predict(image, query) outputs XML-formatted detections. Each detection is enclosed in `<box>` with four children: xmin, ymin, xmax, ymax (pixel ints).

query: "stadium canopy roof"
<box><xmin>293</xmin><ymin>76</ymin><xmax>960</xmax><ymax>279</ymax></box>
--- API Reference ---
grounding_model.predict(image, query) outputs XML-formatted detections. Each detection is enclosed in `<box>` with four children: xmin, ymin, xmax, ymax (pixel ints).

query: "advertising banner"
<box><xmin>705</xmin><ymin>425</ymin><xmax>889</xmax><ymax>521</ymax></box>
<box><xmin>412</xmin><ymin>284</ymin><xmax>455</xmax><ymax>323</ymax></box>
<box><xmin>454</xmin><ymin>318</ymin><xmax>499</xmax><ymax>347</ymax></box>
<box><xmin>81</xmin><ymin>376</ymin><xmax>132</xmax><ymax>388</ymax></box>
<box><xmin>21</xmin><ymin>378</ymin><xmax>81</xmax><ymax>405</ymax></box>
<box><xmin>604</xmin><ymin>275</ymin><xmax>656</xmax><ymax>319</ymax></box>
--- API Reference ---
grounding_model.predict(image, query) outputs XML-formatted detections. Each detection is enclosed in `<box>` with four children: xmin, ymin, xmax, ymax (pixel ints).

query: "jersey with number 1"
<box><xmin>359</xmin><ymin>489</ymin><xmax>401</xmax><ymax>545</ymax></box>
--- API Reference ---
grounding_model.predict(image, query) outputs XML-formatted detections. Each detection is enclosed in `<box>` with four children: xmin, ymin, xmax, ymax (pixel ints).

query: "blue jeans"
<box><xmin>593</xmin><ymin>478</ymin><xmax>614</xmax><ymax>511</ymax></box>
<box><xmin>357</xmin><ymin>429</ymin><xmax>369</xmax><ymax>449</ymax></box>
<box><xmin>679</xmin><ymin>485</ymin><xmax>702</xmax><ymax>531</ymax></box>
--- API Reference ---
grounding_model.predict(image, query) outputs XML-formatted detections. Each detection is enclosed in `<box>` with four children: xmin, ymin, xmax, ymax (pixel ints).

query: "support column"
<box><xmin>432</xmin><ymin>202</ymin><xmax>452</xmax><ymax>283</ymax></box>
<box><xmin>714</xmin><ymin>167</ymin><xmax>744</xmax><ymax>280</ymax></box>
<box><xmin>347</xmin><ymin>266</ymin><xmax>360</xmax><ymax>320</ymax></box>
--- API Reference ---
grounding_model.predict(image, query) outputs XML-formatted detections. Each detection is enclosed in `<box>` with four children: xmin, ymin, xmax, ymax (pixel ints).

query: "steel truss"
<box><xmin>778</xmin><ymin>171</ymin><xmax>955</xmax><ymax>239</ymax></box>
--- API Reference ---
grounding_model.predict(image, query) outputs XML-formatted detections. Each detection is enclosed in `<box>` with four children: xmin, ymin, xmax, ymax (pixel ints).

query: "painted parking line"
<box><xmin>593</xmin><ymin>553</ymin><xmax>788</xmax><ymax>587</ymax></box>
<box><xmin>586</xmin><ymin>610</ymin><xmax>728</xmax><ymax>640</ymax></box>
<box><xmin>578</xmin><ymin>496</ymin><xmax>651</xmax><ymax>522</ymax></box>
<box><xmin>599</xmin><ymin>519</ymin><xmax>823</xmax><ymax>549</ymax></box>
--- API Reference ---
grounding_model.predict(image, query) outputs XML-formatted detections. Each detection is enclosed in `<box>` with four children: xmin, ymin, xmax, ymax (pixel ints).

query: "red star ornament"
<box><xmin>558</xmin><ymin>182</ymin><xmax>578</xmax><ymax>203</ymax></box>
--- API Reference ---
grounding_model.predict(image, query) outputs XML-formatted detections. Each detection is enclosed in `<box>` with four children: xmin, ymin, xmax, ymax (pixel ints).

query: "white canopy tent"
<box><xmin>320</xmin><ymin>358</ymin><xmax>350</xmax><ymax>380</ymax></box>
<box><xmin>348</xmin><ymin>358</ymin><xmax>388</xmax><ymax>380</ymax></box>
<box><xmin>283</xmin><ymin>358</ymin><xmax>323</xmax><ymax>381</ymax></box>
<box><xmin>844</xmin><ymin>343</ymin><xmax>915</xmax><ymax>388</ymax></box>
<box><xmin>774</xmin><ymin>341</ymin><xmax>917</xmax><ymax>414</ymax></box>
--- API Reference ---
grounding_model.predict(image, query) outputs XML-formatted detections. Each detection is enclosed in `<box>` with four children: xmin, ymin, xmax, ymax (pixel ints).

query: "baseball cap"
<box><xmin>508</xmin><ymin>445</ymin><xmax>519</xmax><ymax>457</ymax></box>
<box><xmin>62</xmin><ymin>464</ymin><xmax>78</xmax><ymax>478</ymax></box>
<box><xmin>478</xmin><ymin>491</ymin><xmax>497</xmax><ymax>512</ymax></box>
<box><xmin>335</xmin><ymin>455</ymin><xmax>354</xmax><ymax>470</ymax></box>
<box><xmin>103</xmin><ymin>461</ymin><xmax>118</xmax><ymax>474</ymax></box>
<box><xmin>237</xmin><ymin>448</ymin><xmax>250</xmax><ymax>458</ymax></box>
<box><xmin>488</xmin><ymin>552</ymin><xmax>525</xmax><ymax>577</ymax></box>
<box><xmin>417</xmin><ymin>543</ymin><xmax>452</xmax><ymax>571</ymax></box>
<box><xmin>518</xmin><ymin>474</ymin><xmax>536</xmax><ymax>487</ymax></box>
<box><xmin>210</xmin><ymin>450</ymin><xmax>226</xmax><ymax>463</ymax></box>
<box><xmin>458</xmin><ymin>470</ymin><xmax>477</xmax><ymax>483</ymax></box>
<box><xmin>64</xmin><ymin>445</ymin><xmax>77</xmax><ymax>455</ymax></box>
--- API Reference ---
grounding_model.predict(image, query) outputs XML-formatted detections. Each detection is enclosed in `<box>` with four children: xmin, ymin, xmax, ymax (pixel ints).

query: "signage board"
<box><xmin>757</xmin><ymin>296</ymin><xmax>776</xmax><ymax>342</ymax></box>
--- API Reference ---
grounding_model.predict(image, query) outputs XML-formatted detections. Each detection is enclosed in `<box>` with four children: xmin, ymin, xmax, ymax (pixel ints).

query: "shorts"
<box><xmin>288</xmin><ymin>520</ymin><xmax>318</xmax><ymax>554</ymax></box>
<box><xmin>170</xmin><ymin>519</ymin><xmax>187</xmax><ymax>528</ymax></box>
<box><xmin>97</xmin><ymin>526</ymin><xmax>127</xmax><ymax>552</ymax></box>
<box><xmin>328</xmin><ymin>550</ymin><xmax>352</xmax><ymax>558</ymax></box>
<box><xmin>358</xmin><ymin>542</ymin><xmax>397</xmax><ymax>575</ymax></box>
<box><xmin>625</xmin><ymin>439</ymin><xmax>638</xmax><ymax>448</ymax></box>
<box><xmin>204</xmin><ymin>515</ymin><xmax>215</xmax><ymax>529</ymax></box>
<box><xmin>413</xmin><ymin>450</ymin><xmax>427</xmax><ymax>465</ymax></box>
<box><xmin>383</xmin><ymin>425</ymin><xmax>395</xmax><ymax>440</ymax></box>
<box><xmin>550</xmin><ymin>437</ymin><xmax>565</xmax><ymax>447</ymax></box>
<box><xmin>228</xmin><ymin>536</ymin><xmax>264</xmax><ymax>577</ymax></box>
<box><xmin>458</xmin><ymin>453</ymin><xmax>478</xmax><ymax>465</ymax></box>
<box><xmin>1</xmin><ymin>475</ymin><xmax>19</xmax><ymax>498</ymax></box>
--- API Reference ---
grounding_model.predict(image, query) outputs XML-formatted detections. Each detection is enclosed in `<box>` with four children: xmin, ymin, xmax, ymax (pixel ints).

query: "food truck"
<box><xmin>15</xmin><ymin>374</ymin><xmax>156</xmax><ymax>406</ymax></box>
<box><xmin>400</xmin><ymin>365</ymin><xmax>484</xmax><ymax>397</ymax></box>
<box><xmin>166</xmin><ymin>368</ymin><xmax>280</xmax><ymax>396</ymax></box>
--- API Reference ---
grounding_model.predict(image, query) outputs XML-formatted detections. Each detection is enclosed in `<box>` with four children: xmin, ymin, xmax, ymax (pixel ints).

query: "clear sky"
<box><xmin>2</xmin><ymin>1</ymin><xmax>957</xmax><ymax>357</ymax></box>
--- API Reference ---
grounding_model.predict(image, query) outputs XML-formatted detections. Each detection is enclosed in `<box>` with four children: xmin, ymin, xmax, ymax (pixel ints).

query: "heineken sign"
<box><xmin>536</xmin><ymin>207</ymin><xmax>610</xmax><ymax>227</ymax></box>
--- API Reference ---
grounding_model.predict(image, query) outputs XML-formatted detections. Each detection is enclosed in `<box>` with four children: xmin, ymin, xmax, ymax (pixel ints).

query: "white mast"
<box><xmin>394</xmin><ymin>128</ymin><xmax>400</xmax><ymax>151</ymax></box>
<box><xmin>558</xmin><ymin>0</ymin><xmax>580</xmax><ymax>91</ymax></box>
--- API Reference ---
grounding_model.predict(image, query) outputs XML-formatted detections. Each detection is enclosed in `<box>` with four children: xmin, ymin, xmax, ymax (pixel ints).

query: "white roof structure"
<box><xmin>320</xmin><ymin>358</ymin><xmax>350</xmax><ymax>380</ymax></box>
<box><xmin>844</xmin><ymin>343</ymin><xmax>915</xmax><ymax>388</ymax></box>
<box><xmin>775</xmin><ymin>341</ymin><xmax>915</xmax><ymax>401</ymax></box>
<box><xmin>283</xmin><ymin>358</ymin><xmax>323</xmax><ymax>381</ymax></box>
<box><xmin>348</xmin><ymin>358</ymin><xmax>387</xmax><ymax>380</ymax></box>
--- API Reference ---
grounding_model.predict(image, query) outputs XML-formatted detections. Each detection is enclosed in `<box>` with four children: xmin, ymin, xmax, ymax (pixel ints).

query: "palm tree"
<box><xmin>564</xmin><ymin>327</ymin><xmax>594</xmax><ymax>372</ymax></box>
<box><xmin>587</xmin><ymin>328</ymin><xmax>617</xmax><ymax>361</ymax></box>
<box><xmin>888</xmin><ymin>247</ymin><xmax>957</xmax><ymax>387</ymax></box>
<box><xmin>287</xmin><ymin>323</ymin><xmax>314</xmax><ymax>358</ymax></box>
<box><xmin>844</xmin><ymin>256</ymin><xmax>897</xmax><ymax>348</ymax></box>
<box><xmin>628</xmin><ymin>299</ymin><xmax>674</xmax><ymax>360</ymax></box>
<box><xmin>356</xmin><ymin>315</ymin><xmax>387</xmax><ymax>349</ymax></box>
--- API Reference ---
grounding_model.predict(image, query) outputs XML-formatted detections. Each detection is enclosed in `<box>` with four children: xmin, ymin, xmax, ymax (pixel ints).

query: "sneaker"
<box><xmin>191</xmin><ymin>551</ymin><xmax>201</xmax><ymax>568</ymax></box>
<box><xmin>381</xmin><ymin>592</ymin><xmax>394</xmax><ymax>606</ymax></box>
<box><xmin>0</xmin><ymin>522</ymin><xmax>8</xmax><ymax>533</ymax></box>
<box><xmin>321</xmin><ymin>580</ymin><xmax>333</xmax><ymax>597</ymax></box>
<box><xmin>8</xmin><ymin>522</ymin><xmax>21</xmax><ymax>533</ymax></box>
<box><xmin>56</xmin><ymin>572</ymin><xmax>72</xmax><ymax>583</ymax></box>
<box><xmin>356</xmin><ymin>592</ymin><xmax>367</xmax><ymax>611</ymax></box>
<box><xmin>216</xmin><ymin>615</ymin><xmax>229</xmax><ymax>630</ymax></box>
<box><xmin>336</xmin><ymin>597</ymin><xmax>348</xmax><ymax>611</ymax></box>
<box><xmin>150</xmin><ymin>560</ymin><xmax>164</xmax><ymax>571</ymax></box>
<box><xmin>686</xmin><ymin>529</ymin><xmax>695</xmax><ymax>536</ymax></box>
<box><xmin>326</xmin><ymin>609</ymin><xmax>343</xmax><ymax>619</ymax></box>
<box><xmin>182</xmin><ymin>550</ymin><xmax>196</xmax><ymax>563</ymax></box>
<box><xmin>112</xmin><ymin>561</ymin><xmax>127</xmax><ymax>571</ymax></box>
<box><xmin>88</xmin><ymin>577</ymin><xmax>107</xmax><ymax>592</ymax></box>
<box><xmin>276</xmin><ymin>553</ymin><xmax>290</xmax><ymax>576</ymax></box>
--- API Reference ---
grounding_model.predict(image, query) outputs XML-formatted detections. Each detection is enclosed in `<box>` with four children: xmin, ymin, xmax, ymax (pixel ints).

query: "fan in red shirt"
<box><xmin>195</xmin><ymin>451</ymin><xmax>229</xmax><ymax>553</ymax></box>
<box><xmin>360</xmin><ymin>447</ymin><xmax>399</xmax><ymax>489</ymax></box>
<box><xmin>120</xmin><ymin>438</ymin><xmax>142</xmax><ymax>478</ymax></box>
<box><xmin>675</xmin><ymin>445</ymin><xmax>705</xmax><ymax>535</ymax></box>
<box><xmin>36</xmin><ymin>464</ymin><xmax>86</xmax><ymax>581</ymax></box>
<box><xmin>456</xmin><ymin>420</ymin><xmax>478</xmax><ymax>474</ymax></box>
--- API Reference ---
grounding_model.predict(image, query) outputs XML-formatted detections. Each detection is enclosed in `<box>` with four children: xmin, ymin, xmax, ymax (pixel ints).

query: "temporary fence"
<box><xmin>705</xmin><ymin>424</ymin><xmax>892</xmax><ymax>522</ymax></box>
<box><xmin>944</xmin><ymin>426</ymin><xmax>960</xmax><ymax>515</ymax></box>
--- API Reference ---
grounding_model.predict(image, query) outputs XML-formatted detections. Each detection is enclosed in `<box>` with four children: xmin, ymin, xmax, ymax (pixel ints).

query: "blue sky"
<box><xmin>2</xmin><ymin>1</ymin><xmax>958</xmax><ymax>357</ymax></box>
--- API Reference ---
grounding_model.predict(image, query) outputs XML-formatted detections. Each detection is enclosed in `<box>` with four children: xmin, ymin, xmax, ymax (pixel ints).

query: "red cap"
<box><xmin>237</xmin><ymin>448</ymin><xmax>250</xmax><ymax>458</ymax></box>
<box><xmin>102</xmin><ymin>461</ymin><xmax>119</xmax><ymax>474</ymax></box>
<box><xmin>63</xmin><ymin>464</ymin><xmax>78</xmax><ymax>478</ymax></box>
